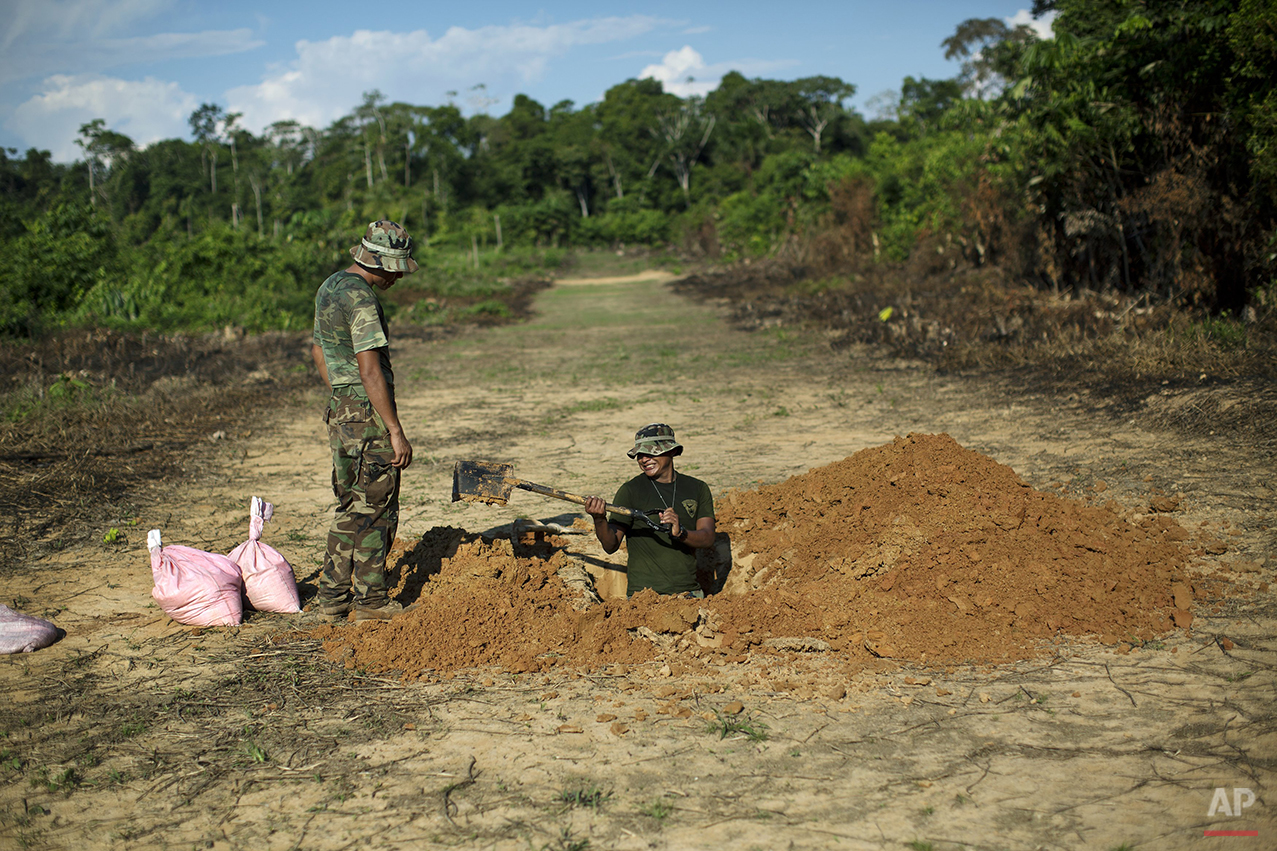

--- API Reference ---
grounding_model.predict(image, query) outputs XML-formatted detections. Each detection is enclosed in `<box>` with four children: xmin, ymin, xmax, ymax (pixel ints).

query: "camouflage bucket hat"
<box><xmin>627</xmin><ymin>423</ymin><xmax>684</xmax><ymax>458</ymax></box>
<box><xmin>350</xmin><ymin>220</ymin><xmax>419</xmax><ymax>274</ymax></box>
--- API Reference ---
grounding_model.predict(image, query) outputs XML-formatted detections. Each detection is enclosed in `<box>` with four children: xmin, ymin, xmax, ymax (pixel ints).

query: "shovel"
<box><xmin>451</xmin><ymin>460</ymin><xmax>671</xmax><ymax>534</ymax></box>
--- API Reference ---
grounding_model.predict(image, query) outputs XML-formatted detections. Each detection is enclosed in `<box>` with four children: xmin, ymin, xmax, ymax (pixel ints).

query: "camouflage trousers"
<box><xmin>318</xmin><ymin>388</ymin><xmax>400</xmax><ymax>606</ymax></box>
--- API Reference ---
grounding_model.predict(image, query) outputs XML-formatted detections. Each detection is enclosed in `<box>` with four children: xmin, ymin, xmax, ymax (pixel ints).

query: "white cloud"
<box><xmin>639</xmin><ymin>46</ymin><xmax>798</xmax><ymax>99</ymax></box>
<box><xmin>640</xmin><ymin>46</ymin><xmax>717</xmax><ymax>98</ymax></box>
<box><xmin>225</xmin><ymin>16</ymin><xmax>664</xmax><ymax>133</ymax></box>
<box><xmin>8</xmin><ymin>74</ymin><xmax>197</xmax><ymax>161</ymax></box>
<box><xmin>1006</xmin><ymin>9</ymin><xmax>1057</xmax><ymax>40</ymax></box>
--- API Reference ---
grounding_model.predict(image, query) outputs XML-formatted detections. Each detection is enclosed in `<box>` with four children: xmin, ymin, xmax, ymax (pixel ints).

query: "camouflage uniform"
<box><xmin>319</xmin><ymin>386</ymin><xmax>400</xmax><ymax>605</ymax></box>
<box><xmin>313</xmin><ymin>268</ymin><xmax>399</xmax><ymax>607</ymax></box>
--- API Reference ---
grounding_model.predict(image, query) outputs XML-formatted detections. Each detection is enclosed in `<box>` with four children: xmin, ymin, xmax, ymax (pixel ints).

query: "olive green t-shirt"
<box><xmin>313</xmin><ymin>270</ymin><xmax>393</xmax><ymax>392</ymax></box>
<box><xmin>611</xmin><ymin>472</ymin><xmax>714</xmax><ymax>596</ymax></box>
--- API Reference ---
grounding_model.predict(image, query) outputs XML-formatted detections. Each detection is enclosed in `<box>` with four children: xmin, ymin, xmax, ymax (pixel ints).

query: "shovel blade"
<box><xmin>452</xmin><ymin>460</ymin><xmax>516</xmax><ymax>505</ymax></box>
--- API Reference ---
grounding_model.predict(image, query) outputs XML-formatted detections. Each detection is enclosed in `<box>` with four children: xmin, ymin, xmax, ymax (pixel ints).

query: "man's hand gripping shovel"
<box><xmin>451</xmin><ymin>460</ymin><xmax>672</xmax><ymax>534</ymax></box>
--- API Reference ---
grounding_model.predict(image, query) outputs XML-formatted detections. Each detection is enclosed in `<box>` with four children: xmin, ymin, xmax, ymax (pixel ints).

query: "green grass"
<box><xmin>558</xmin><ymin>784</ymin><xmax>610</xmax><ymax>809</ymax></box>
<box><xmin>403</xmin><ymin>245</ymin><xmax>563</xmax><ymax>296</ymax></box>
<box><xmin>640</xmin><ymin>798</ymin><xmax>672</xmax><ymax>820</ymax></box>
<box><xmin>1</xmin><ymin>805</ymin><xmax>48</xmax><ymax>851</ymax></box>
<box><xmin>241</xmin><ymin>741</ymin><xmax>268</xmax><ymax>763</ymax></box>
<box><xmin>118</xmin><ymin>721</ymin><xmax>146</xmax><ymax>739</ymax></box>
<box><xmin>565</xmin><ymin>247</ymin><xmax>680</xmax><ymax>279</ymax></box>
<box><xmin>542</xmin><ymin>827</ymin><xmax>591</xmax><ymax>851</ymax></box>
<box><xmin>1185</xmin><ymin>317</ymin><xmax>1247</xmax><ymax>349</ymax></box>
<box><xmin>31</xmin><ymin>766</ymin><xmax>80</xmax><ymax>793</ymax></box>
<box><xmin>718</xmin><ymin>338</ymin><xmax>802</xmax><ymax>367</ymax></box>
<box><xmin>707</xmin><ymin>712</ymin><xmax>769</xmax><ymax>742</ymax></box>
<box><xmin>3</xmin><ymin>375</ymin><xmax>118</xmax><ymax>424</ymax></box>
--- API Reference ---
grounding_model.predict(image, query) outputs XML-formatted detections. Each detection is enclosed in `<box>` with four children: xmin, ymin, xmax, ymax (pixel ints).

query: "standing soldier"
<box><xmin>309</xmin><ymin>221</ymin><xmax>417</xmax><ymax>621</ymax></box>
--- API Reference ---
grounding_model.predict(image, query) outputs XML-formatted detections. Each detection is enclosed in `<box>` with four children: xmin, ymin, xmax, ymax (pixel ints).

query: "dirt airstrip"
<box><xmin>2</xmin><ymin>269</ymin><xmax>1275</xmax><ymax>850</ymax></box>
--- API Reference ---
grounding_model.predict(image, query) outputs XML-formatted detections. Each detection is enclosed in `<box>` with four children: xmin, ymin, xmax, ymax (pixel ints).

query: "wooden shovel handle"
<box><xmin>514</xmin><ymin>481</ymin><xmax>669</xmax><ymax>532</ymax></box>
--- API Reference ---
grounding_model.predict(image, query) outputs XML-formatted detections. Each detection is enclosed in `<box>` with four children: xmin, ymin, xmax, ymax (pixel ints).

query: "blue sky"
<box><xmin>0</xmin><ymin>1</ymin><xmax>1054</xmax><ymax>163</ymax></box>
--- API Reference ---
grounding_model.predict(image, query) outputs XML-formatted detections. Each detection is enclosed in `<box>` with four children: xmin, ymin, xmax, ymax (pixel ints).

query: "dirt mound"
<box><xmin>713</xmin><ymin>433</ymin><xmax>1200</xmax><ymax>660</ymax></box>
<box><xmin>313</xmin><ymin>534</ymin><xmax>691</xmax><ymax>676</ymax></box>
<box><xmin>318</xmin><ymin>434</ymin><xmax>1205</xmax><ymax>680</ymax></box>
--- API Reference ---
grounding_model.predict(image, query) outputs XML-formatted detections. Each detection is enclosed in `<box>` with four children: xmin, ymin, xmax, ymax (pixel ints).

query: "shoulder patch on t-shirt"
<box><xmin>681</xmin><ymin>498</ymin><xmax>698</xmax><ymax>517</ymax></box>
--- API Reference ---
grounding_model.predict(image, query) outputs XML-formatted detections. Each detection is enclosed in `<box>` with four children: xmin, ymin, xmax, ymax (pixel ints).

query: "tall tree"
<box><xmin>354</xmin><ymin>90</ymin><xmax>390</xmax><ymax>187</ymax></box>
<box><xmin>655</xmin><ymin>99</ymin><xmax>716</xmax><ymax>208</ymax></box>
<box><xmin>705</xmin><ymin>72</ymin><xmax>788</xmax><ymax>172</ymax></box>
<box><xmin>898</xmin><ymin>76</ymin><xmax>964</xmax><ymax>136</ymax></box>
<box><xmin>188</xmin><ymin>103</ymin><xmax>225</xmax><ymax>194</ymax></box>
<box><xmin>224</xmin><ymin>111</ymin><xmax>246</xmax><ymax>227</ymax></box>
<box><xmin>788</xmin><ymin>76</ymin><xmax>856</xmax><ymax>153</ymax></box>
<box><xmin>76</xmin><ymin>119</ymin><xmax>134</xmax><ymax>207</ymax></box>
<box><xmin>596</xmin><ymin>78</ymin><xmax>681</xmax><ymax>205</ymax></box>
<box><xmin>549</xmin><ymin>100</ymin><xmax>599</xmax><ymax>217</ymax></box>
<box><xmin>943</xmin><ymin>18</ymin><xmax>1038</xmax><ymax>98</ymax></box>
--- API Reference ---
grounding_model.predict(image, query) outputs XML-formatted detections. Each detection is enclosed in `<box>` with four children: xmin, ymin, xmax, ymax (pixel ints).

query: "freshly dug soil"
<box><xmin>317</xmin><ymin>434</ymin><xmax>1205</xmax><ymax>680</ymax></box>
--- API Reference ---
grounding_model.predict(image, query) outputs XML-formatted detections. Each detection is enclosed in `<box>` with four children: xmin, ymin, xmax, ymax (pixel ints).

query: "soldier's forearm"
<box><xmin>361</xmin><ymin>372</ymin><xmax>403</xmax><ymax>436</ymax></box>
<box><xmin>683</xmin><ymin>522</ymin><xmax>715</xmax><ymax>549</ymax></box>
<box><xmin>595</xmin><ymin>520</ymin><xmax>622</xmax><ymax>554</ymax></box>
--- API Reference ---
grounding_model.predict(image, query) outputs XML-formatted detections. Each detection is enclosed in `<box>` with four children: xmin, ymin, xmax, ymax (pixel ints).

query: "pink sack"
<box><xmin>149</xmin><ymin>530</ymin><xmax>243</xmax><ymax>626</ymax></box>
<box><xmin>0</xmin><ymin>603</ymin><xmax>61</xmax><ymax>653</ymax></box>
<box><xmin>228</xmin><ymin>496</ymin><xmax>300</xmax><ymax>613</ymax></box>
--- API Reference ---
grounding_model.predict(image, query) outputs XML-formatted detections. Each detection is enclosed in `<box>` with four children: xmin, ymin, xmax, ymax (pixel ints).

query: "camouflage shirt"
<box><xmin>313</xmin><ymin>270</ymin><xmax>394</xmax><ymax>392</ymax></box>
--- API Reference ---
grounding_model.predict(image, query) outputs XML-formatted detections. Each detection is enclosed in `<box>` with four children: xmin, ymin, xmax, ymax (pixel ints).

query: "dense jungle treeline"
<box><xmin>1</xmin><ymin>0</ymin><xmax>1274</xmax><ymax>341</ymax></box>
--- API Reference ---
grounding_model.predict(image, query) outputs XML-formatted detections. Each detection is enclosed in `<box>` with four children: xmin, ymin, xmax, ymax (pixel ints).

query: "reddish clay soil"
<box><xmin>317</xmin><ymin>433</ymin><xmax>1214</xmax><ymax>681</ymax></box>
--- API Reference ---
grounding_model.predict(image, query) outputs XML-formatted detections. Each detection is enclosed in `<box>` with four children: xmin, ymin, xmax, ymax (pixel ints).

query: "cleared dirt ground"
<box><xmin>2</xmin><ymin>269</ymin><xmax>1275</xmax><ymax>850</ymax></box>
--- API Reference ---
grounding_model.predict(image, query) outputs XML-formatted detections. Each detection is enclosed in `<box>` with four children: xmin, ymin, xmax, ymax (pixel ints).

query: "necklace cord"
<box><xmin>649</xmin><ymin>474</ymin><xmax>677</xmax><ymax>514</ymax></box>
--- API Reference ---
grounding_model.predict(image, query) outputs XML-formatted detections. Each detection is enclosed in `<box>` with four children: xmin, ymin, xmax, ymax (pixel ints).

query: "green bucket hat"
<box><xmin>627</xmin><ymin>423</ymin><xmax>684</xmax><ymax>458</ymax></box>
<box><xmin>350</xmin><ymin>220</ymin><xmax>419</xmax><ymax>274</ymax></box>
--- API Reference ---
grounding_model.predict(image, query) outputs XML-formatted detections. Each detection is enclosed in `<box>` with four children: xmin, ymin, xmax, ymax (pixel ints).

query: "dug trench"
<box><xmin>2</xmin><ymin>270</ymin><xmax>1275</xmax><ymax>850</ymax></box>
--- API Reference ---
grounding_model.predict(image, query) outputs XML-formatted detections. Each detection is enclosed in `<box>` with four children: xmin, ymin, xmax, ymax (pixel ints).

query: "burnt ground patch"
<box><xmin>0</xmin><ymin>329</ymin><xmax>323</xmax><ymax>568</ymax></box>
<box><xmin>673</xmin><ymin>262</ymin><xmax>1277</xmax><ymax>451</ymax></box>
